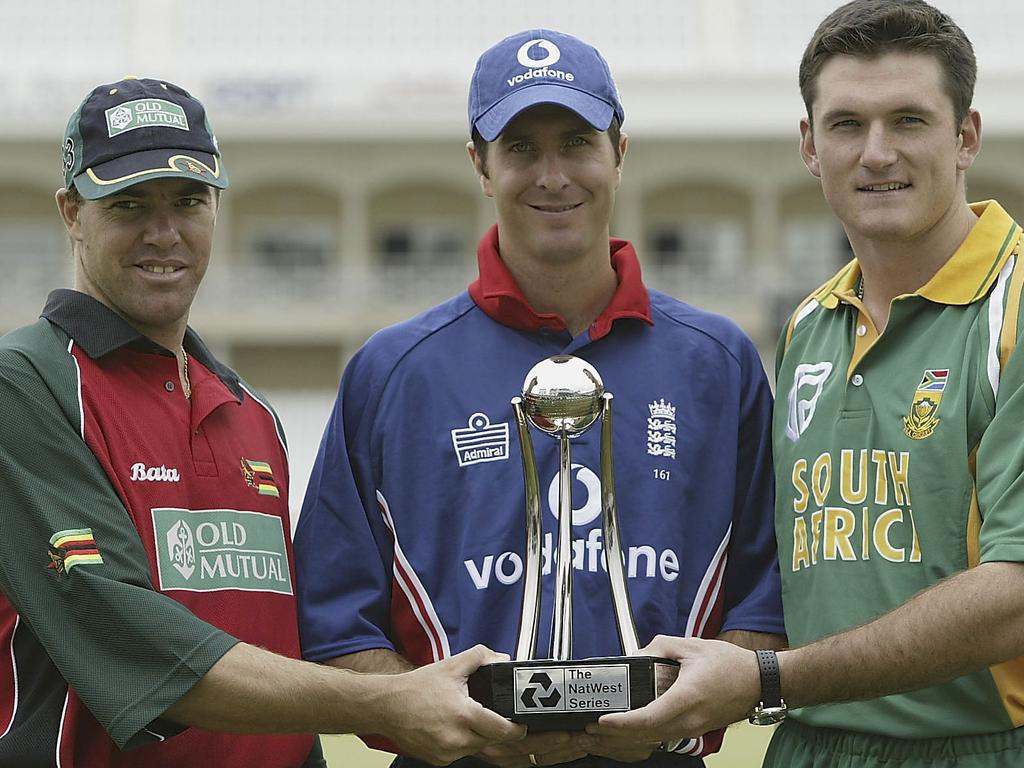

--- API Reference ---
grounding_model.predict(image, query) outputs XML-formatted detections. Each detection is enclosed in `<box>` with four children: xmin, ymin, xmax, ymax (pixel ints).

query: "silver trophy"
<box><xmin>469</xmin><ymin>355</ymin><xmax>678</xmax><ymax>730</ymax></box>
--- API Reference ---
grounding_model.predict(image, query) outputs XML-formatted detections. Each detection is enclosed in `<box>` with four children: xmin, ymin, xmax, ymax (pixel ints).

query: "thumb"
<box><xmin>447</xmin><ymin>644</ymin><xmax>509</xmax><ymax>675</ymax></box>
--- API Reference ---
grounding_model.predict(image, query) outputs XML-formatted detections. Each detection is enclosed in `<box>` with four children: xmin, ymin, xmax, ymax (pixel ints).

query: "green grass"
<box><xmin>321</xmin><ymin>722</ymin><xmax>774</xmax><ymax>766</ymax></box>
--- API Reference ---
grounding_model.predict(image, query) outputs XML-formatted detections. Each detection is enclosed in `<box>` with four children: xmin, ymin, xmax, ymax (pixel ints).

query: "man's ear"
<box><xmin>55</xmin><ymin>188</ymin><xmax>85</xmax><ymax>243</ymax></box>
<box><xmin>799</xmin><ymin>117</ymin><xmax>822</xmax><ymax>179</ymax></box>
<box><xmin>467</xmin><ymin>140</ymin><xmax>493</xmax><ymax>198</ymax></box>
<box><xmin>956</xmin><ymin>108</ymin><xmax>982</xmax><ymax>172</ymax></box>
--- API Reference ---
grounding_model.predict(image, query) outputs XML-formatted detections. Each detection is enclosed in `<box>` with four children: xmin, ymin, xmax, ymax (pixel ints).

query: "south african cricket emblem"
<box><xmin>903</xmin><ymin>369</ymin><xmax>948</xmax><ymax>440</ymax></box>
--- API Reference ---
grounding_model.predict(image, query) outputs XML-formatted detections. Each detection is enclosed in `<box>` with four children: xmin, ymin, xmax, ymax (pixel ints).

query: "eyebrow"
<box><xmin>820</xmin><ymin>104</ymin><xmax>939</xmax><ymax>123</ymax></box>
<box><xmin>500</xmin><ymin>125</ymin><xmax>600</xmax><ymax>144</ymax></box>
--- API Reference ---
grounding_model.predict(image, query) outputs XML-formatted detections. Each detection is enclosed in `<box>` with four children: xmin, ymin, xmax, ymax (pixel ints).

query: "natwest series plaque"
<box><xmin>469</xmin><ymin>355</ymin><xmax>679</xmax><ymax>731</ymax></box>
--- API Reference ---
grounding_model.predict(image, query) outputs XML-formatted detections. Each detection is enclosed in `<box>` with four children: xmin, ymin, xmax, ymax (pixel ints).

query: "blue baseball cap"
<box><xmin>63</xmin><ymin>77</ymin><xmax>228</xmax><ymax>199</ymax></box>
<box><xmin>469</xmin><ymin>29</ymin><xmax>625</xmax><ymax>142</ymax></box>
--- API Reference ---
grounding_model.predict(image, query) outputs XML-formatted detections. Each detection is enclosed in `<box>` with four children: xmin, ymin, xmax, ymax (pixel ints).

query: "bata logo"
<box><xmin>151</xmin><ymin>508</ymin><xmax>293</xmax><ymax>594</ymax></box>
<box><xmin>131</xmin><ymin>462</ymin><xmax>180</xmax><ymax>482</ymax></box>
<box><xmin>464</xmin><ymin>462</ymin><xmax>679</xmax><ymax>589</ymax></box>
<box><xmin>508</xmin><ymin>39</ymin><xmax>575</xmax><ymax>87</ymax></box>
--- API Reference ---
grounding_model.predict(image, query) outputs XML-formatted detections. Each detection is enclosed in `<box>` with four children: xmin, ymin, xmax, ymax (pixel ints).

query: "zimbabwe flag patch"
<box><xmin>47</xmin><ymin>528</ymin><xmax>103</xmax><ymax>575</ymax></box>
<box><xmin>241</xmin><ymin>458</ymin><xmax>280</xmax><ymax>498</ymax></box>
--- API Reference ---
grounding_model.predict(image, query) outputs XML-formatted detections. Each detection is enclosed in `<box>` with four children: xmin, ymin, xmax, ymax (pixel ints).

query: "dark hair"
<box><xmin>799</xmin><ymin>0</ymin><xmax>976</xmax><ymax>128</ymax></box>
<box><xmin>472</xmin><ymin>116</ymin><xmax>623</xmax><ymax>177</ymax></box>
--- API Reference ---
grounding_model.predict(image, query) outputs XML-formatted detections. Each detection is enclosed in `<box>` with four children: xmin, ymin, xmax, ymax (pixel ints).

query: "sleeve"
<box><xmin>977</xmin><ymin>339</ymin><xmax>1024</xmax><ymax>564</ymax></box>
<box><xmin>0</xmin><ymin>346</ymin><xmax>238</xmax><ymax>750</ymax></box>
<box><xmin>293</xmin><ymin>346</ymin><xmax>397</xmax><ymax>662</ymax></box>
<box><xmin>718</xmin><ymin>336</ymin><xmax>786</xmax><ymax>636</ymax></box>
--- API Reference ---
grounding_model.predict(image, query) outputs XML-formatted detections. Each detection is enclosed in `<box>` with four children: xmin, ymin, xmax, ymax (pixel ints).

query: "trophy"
<box><xmin>469</xmin><ymin>355</ymin><xmax>679</xmax><ymax>731</ymax></box>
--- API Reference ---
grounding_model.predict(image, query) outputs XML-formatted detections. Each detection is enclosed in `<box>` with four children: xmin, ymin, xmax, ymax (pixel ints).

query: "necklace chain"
<box><xmin>181</xmin><ymin>350</ymin><xmax>191</xmax><ymax>399</ymax></box>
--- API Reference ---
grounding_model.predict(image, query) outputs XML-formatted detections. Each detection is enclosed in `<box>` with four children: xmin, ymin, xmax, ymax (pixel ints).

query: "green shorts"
<box><xmin>764</xmin><ymin>718</ymin><xmax>1024</xmax><ymax>768</ymax></box>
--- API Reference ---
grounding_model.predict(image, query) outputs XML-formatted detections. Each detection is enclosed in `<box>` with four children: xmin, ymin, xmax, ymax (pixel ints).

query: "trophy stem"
<box><xmin>551</xmin><ymin>429</ymin><xmax>574</xmax><ymax>661</ymax></box>
<box><xmin>600</xmin><ymin>393</ymin><xmax>640</xmax><ymax>656</ymax></box>
<box><xmin>512</xmin><ymin>397</ymin><xmax>543</xmax><ymax>662</ymax></box>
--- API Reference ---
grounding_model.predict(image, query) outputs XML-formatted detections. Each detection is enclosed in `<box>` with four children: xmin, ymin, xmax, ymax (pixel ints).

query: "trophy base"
<box><xmin>468</xmin><ymin>656</ymin><xmax>679</xmax><ymax>731</ymax></box>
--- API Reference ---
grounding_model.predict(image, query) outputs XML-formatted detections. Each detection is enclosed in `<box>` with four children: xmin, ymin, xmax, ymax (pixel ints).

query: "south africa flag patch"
<box><xmin>47</xmin><ymin>528</ymin><xmax>103</xmax><ymax>575</ymax></box>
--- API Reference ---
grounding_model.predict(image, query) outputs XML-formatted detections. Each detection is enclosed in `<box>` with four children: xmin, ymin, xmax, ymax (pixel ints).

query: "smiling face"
<box><xmin>56</xmin><ymin>177</ymin><xmax>218</xmax><ymax>350</ymax></box>
<box><xmin>469</xmin><ymin>103</ymin><xmax>627</xmax><ymax>269</ymax></box>
<box><xmin>800</xmin><ymin>52</ymin><xmax>980</xmax><ymax>250</ymax></box>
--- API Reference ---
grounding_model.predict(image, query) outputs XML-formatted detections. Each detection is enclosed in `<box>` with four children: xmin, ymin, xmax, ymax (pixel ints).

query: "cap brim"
<box><xmin>474</xmin><ymin>84</ymin><xmax>615</xmax><ymax>142</ymax></box>
<box><xmin>72</xmin><ymin>148</ymin><xmax>228</xmax><ymax>199</ymax></box>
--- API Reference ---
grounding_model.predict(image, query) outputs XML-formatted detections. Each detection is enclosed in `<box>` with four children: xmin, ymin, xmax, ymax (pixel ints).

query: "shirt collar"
<box><xmin>816</xmin><ymin>201</ymin><xmax>1022</xmax><ymax>310</ymax></box>
<box><xmin>41</xmin><ymin>289</ymin><xmax>244</xmax><ymax>400</ymax></box>
<box><xmin>467</xmin><ymin>224</ymin><xmax>652</xmax><ymax>340</ymax></box>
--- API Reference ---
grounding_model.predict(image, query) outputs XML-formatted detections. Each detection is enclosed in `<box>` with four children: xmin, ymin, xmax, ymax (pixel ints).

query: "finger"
<box><xmin>588</xmin><ymin>695</ymin><xmax>678</xmax><ymax>738</ymax></box>
<box><xmin>533</xmin><ymin>746</ymin><xmax>590</xmax><ymax>766</ymax></box>
<box><xmin>467</xmin><ymin>705</ymin><xmax>528</xmax><ymax>743</ymax></box>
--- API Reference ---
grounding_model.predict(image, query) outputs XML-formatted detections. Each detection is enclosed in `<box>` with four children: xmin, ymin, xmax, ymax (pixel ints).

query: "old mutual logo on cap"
<box><xmin>63</xmin><ymin>77</ymin><xmax>228</xmax><ymax>200</ymax></box>
<box><xmin>105</xmin><ymin>99</ymin><xmax>190</xmax><ymax>138</ymax></box>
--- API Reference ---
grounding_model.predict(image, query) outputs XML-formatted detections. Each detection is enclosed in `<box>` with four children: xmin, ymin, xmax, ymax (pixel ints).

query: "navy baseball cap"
<box><xmin>62</xmin><ymin>77</ymin><xmax>228</xmax><ymax>199</ymax></box>
<box><xmin>469</xmin><ymin>29</ymin><xmax>625</xmax><ymax>142</ymax></box>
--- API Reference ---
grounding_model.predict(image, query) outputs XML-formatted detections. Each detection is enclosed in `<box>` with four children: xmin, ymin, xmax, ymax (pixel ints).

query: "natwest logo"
<box><xmin>508</xmin><ymin>39</ymin><xmax>575</xmax><ymax>88</ymax></box>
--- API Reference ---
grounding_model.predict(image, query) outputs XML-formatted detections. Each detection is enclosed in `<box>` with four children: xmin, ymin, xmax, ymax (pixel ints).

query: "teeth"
<box><xmin>141</xmin><ymin>265</ymin><xmax>178</xmax><ymax>274</ymax></box>
<box><xmin>864</xmin><ymin>183</ymin><xmax>907</xmax><ymax>191</ymax></box>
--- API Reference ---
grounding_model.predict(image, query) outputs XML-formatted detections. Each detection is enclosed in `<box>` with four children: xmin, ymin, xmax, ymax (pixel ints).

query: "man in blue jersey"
<box><xmin>295</xmin><ymin>29</ymin><xmax>785</xmax><ymax>767</ymax></box>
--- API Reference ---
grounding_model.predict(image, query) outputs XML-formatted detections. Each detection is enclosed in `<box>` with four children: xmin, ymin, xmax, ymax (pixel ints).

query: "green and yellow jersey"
<box><xmin>773</xmin><ymin>201</ymin><xmax>1024</xmax><ymax>737</ymax></box>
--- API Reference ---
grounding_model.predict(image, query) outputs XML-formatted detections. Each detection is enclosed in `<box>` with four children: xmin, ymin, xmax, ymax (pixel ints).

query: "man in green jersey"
<box><xmin>588</xmin><ymin>1</ymin><xmax>1024</xmax><ymax>766</ymax></box>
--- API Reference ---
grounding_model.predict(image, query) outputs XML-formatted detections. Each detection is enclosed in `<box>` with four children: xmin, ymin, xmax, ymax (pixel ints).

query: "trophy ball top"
<box><xmin>521</xmin><ymin>356</ymin><xmax>605</xmax><ymax>436</ymax></box>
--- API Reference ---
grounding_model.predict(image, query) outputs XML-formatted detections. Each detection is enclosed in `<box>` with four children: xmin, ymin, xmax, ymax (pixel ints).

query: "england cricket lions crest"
<box><xmin>647</xmin><ymin>399</ymin><xmax>677</xmax><ymax>459</ymax></box>
<box><xmin>903</xmin><ymin>369</ymin><xmax>948</xmax><ymax>440</ymax></box>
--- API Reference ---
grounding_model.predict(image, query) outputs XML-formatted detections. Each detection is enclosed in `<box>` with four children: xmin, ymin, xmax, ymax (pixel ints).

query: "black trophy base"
<box><xmin>468</xmin><ymin>656</ymin><xmax>679</xmax><ymax>731</ymax></box>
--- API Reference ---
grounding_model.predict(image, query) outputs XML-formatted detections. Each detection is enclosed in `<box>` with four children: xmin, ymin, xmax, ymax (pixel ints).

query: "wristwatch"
<box><xmin>748</xmin><ymin>649</ymin><xmax>787</xmax><ymax>725</ymax></box>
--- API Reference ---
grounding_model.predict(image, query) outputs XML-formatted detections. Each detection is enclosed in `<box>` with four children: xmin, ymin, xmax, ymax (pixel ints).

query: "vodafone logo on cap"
<box><xmin>517</xmin><ymin>39</ymin><xmax>561</xmax><ymax>68</ymax></box>
<box><xmin>507</xmin><ymin>38</ymin><xmax>575</xmax><ymax>87</ymax></box>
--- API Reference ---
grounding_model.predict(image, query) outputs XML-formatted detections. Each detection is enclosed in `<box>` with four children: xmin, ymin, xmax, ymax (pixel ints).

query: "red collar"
<box><xmin>468</xmin><ymin>225</ymin><xmax>652</xmax><ymax>340</ymax></box>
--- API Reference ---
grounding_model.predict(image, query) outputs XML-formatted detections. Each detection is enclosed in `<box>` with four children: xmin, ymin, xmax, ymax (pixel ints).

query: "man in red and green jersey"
<box><xmin>590</xmin><ymin>2</ymin><xmax>1024</xmax><ymax>766</ymax></box>
<box><xmin>0</xmin><ymin>76</ymin><xmax>524</xmax><ymax>767</ymax></box>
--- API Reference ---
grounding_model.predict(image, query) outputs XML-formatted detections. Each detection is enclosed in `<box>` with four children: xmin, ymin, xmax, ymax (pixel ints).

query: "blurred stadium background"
<box><xmin>3</xmin><ymin>1</ymin><xmax>1022</xmax><ymax>764</ymax></box>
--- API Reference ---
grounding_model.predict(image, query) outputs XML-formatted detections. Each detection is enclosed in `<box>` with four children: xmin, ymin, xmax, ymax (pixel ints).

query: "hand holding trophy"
<box><xmin>470</xmin><ymin>355</ymin><xmax>679</xmax><ymax>731</ymax></box>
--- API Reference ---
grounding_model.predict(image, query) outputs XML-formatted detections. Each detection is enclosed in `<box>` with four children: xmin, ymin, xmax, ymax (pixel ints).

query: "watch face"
<box><xmin>748</xmin><ymin>706</ymin><xmax>787</xmax><ymax>726</ymax></box>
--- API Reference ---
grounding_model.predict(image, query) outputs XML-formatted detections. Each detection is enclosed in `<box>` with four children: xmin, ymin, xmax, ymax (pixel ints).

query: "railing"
<box><xmin>0</xmin><ymin>261</ymin><xmax>800</xmax><ymax>346</ymax></box>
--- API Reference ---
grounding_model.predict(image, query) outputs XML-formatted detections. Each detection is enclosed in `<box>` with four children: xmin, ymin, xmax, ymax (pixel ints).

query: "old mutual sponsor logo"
<box><xmin>105</xmin><ymin>99</ymin><xmax>189</xmax><ymax>138</ymax></box>
<box><xmin>151</xmin><ymin>508</ymin><xmax>292</xmax><ymax>594</ymax></box>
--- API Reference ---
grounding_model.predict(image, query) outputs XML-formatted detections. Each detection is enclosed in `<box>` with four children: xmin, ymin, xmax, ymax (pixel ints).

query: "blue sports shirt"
<box><xmin>294</xmin><ymin>227</ymin><xmax>784</xmax><ymax>761</ymax></box>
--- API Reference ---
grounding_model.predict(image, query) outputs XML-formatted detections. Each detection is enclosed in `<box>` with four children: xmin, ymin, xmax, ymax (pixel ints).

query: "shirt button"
<box><xmin>165</xmin><ymin>381</ymin><xmax>175</xmax><ymax>392</ymax></box>
<box><xmin>856</xmin><ymin>325</ymin><xmax>867</xmax><ymax>337</ymax></box>
<box><xmin>852</xmin><ymin>374</ymin><xmax>864</xmax><ymax>386</ymax></box>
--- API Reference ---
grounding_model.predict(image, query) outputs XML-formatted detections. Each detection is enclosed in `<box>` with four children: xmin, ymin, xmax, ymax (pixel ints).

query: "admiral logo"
<box><xmin>464</xmin><ymin>462</ymin><xmax>679</xmax><ymax>589</ymax></box>
<box><xmin>152</xmin><ymin>508</ymin><xmax>293</xmax><ymax>594</ymax></box>
<box><xmin>785</xmin><ymin>362</ymin><xmax>834</xmax><ymax>442</ymax></box>
<box><xmin>647</xmin><ymin>399</ymin><xmax>677</xmax><ymax>460</ymax></box>
<box><xmin>451</xmin><ymin>413</ymin><xmax>510</xmax><ymax>467</ymax></box>
<box><xmin>508</xmin><ymin>39</ymin><xmax>575</xmax><ymax>88</ymax></box>
<box><xmin>131</xmin><ymin>462</ymin><xmax>180</xmax><ymax>482</ymax></box>
<box><xmin>105</xmin><ymin>99</ymin><xmax>189</xmax><ymax>138</ymax></box>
